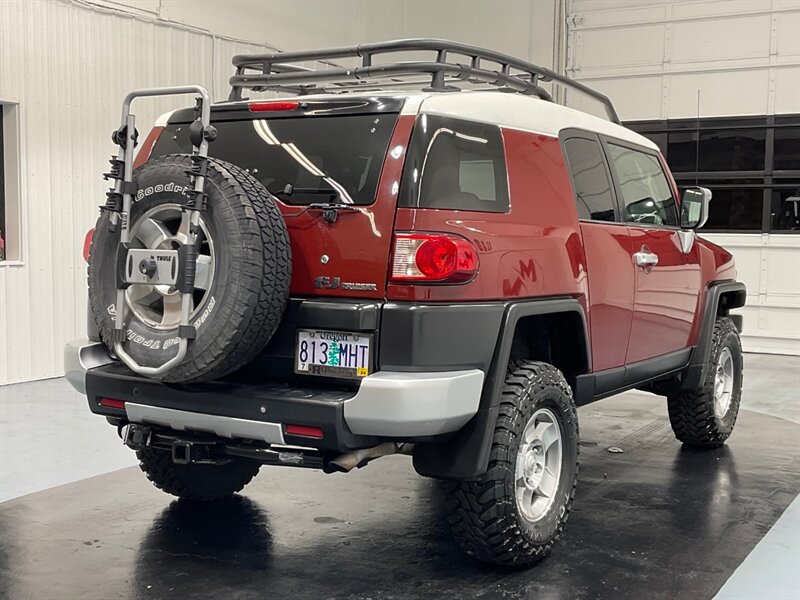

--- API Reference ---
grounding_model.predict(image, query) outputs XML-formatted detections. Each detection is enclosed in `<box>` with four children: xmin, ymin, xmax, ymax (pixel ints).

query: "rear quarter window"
<box><xmin>400</xmin><ymin>114</ymin><xmax>509</xmax><ymax>213</ymax></box>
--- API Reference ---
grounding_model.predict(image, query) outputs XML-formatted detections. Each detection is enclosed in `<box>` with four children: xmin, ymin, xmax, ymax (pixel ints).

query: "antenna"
<box><xmin>695</xmin><ymin>90</ymin><xmax>701</xmax><ymax>186</ymax></box>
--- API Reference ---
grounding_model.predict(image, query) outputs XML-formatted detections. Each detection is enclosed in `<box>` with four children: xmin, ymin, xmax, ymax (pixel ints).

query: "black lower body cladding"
<box><xmin>88</xmin><ymin>154</ymin><xmax>290</xmax><ymax>383</ymax></box>
<box><xmin>379</xmin><ymin>302</ymin><xmax>506</xmax><ymax>372</ymax></box>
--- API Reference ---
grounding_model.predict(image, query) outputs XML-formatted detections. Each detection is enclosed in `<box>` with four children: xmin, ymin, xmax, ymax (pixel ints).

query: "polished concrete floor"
<box><xmin>0</xmin><ymin>353</ymin><xmax>798</xmax><ymax>599</ymax></box>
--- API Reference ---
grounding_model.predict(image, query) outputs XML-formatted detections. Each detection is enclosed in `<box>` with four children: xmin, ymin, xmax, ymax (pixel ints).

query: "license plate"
<box><xmin>295</xmin><ymin>330</ymin><xmax>371</xmax><ymax>378</ymax></box>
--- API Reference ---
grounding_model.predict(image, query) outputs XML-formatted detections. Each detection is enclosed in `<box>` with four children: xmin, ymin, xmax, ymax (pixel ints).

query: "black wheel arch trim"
<box><xmin>413</xmin><ymin>297</ymin><xmax>590</xmax><ymax>481</ymax></box>
<box><xmin>681</xmin><ymin>280</ymin><xmax>746</xmax><ymax>390</ymax></box>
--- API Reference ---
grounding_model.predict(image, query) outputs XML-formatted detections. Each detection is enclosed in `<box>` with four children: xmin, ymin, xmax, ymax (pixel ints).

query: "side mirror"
<box><xmin>680</xmin><ymin>186</ymin><xmax>711</xmax><ymax>229</ymax></box>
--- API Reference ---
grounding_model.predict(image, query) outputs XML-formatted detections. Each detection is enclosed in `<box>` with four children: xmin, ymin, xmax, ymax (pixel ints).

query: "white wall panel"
<box><xmin>666</xmin><ymin>70</ymin><xmax>771</xmax><ymax>118</ymax></box>
<box><xmin>578</xmin><ymin>25</ymin><xmax>665</xmax><ymax>68</ymax></box>
<box><xmin>775</xmin><ymin>9</ymin><xmax>800</xmax><ymax>57</ymax></box>
<box><xmin>569</xmin><ymin>76</ymin><xmax>664</xmax><ymax>121</ymax></box>
<box><xmin>567</xmin><ymin>1</ymin><xmax>800</xmax><ymax>119</ymax></box>
<box><xmin>774</xmin><ymin>65</ymin><xmax>800</xmax><ymax>114</ymax></box>
<box><xmin>670</xmin><ymin>0</ymin><xmax>772</xmax><ymax>19</ymax></box>
<box><xmin>670</xmin><ymin>15</ymin><xmax>772</xmax><ymax>63</ymax></box>
<box><xmin>703</xmin><ymin>234</ymin><xmax>800</xmax><ymax>355</ymax></box>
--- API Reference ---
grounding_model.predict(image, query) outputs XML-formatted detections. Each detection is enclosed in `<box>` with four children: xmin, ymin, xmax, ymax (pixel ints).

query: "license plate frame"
<box><xmin>294</xmin><ymin>329</ymin><xmax>373</xmax><ymax>379</ymax></box>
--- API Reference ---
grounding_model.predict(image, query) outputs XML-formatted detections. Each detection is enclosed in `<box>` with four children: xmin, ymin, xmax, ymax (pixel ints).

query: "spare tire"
<box><xmin>88</xmin><ymin>154</ymin><xmax>290</xmax><ymax>382</ymax></box>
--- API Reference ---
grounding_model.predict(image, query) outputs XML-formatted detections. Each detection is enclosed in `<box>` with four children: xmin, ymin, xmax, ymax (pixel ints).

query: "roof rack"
<box><xmin>229</xmin><ymin>38</ymin><xmax>621</xmax><ymax>124</ymax></box>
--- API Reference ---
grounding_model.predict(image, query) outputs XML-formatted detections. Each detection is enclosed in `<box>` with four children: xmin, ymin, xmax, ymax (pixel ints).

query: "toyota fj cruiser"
<box><xmin>65</xmin><ymin>40</ymin><xmax>746</xmax><ymax>566</ymax></box>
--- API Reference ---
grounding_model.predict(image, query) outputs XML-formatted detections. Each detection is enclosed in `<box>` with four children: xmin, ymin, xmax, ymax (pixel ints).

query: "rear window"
<box><xmin>152</xmin><ymin>113</ymin><xmax>398</xmax><ymax>205</ymax></box>
<box><xmin>399</xmin><ymin>114</ymin><xmax>509</xmax><ymax>212</ymax></box>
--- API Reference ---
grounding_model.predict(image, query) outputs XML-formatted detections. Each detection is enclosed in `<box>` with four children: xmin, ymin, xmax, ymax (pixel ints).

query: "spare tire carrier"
<box><xmin>102</xmin><ymin>86</ymin><xmax>216</xmax><ymax>377</ymax></box>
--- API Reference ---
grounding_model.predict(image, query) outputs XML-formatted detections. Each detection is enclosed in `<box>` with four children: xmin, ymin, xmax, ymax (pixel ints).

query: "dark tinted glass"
<box><xmin>400</xmin><ymin>114</ymin><xmax>509</xmax><ymax>212</ymax></box>
<box><xmin>701</xmin><ymin>186</ymin><xmax>764</xmax><ymax>230</ymax></box>
<box><xmin>563</xmin><ymin>137</ymin><xmax>616</xmax><ymax>222</ymax></box>
<box><xmin>606</xmin><ymin>143</ymin><xmax>679</xmax><ymax>226</ymax></box>
<box><xmin>698</xmin><ymin>128</ymin><xmax>766</xmax><ymax>171</ymax></box>
<box><xmin>773</xmin><ymin>127</ymin><xmax>800</xmax><ymax>171</ymax></box>
<box><xmin>666</xmin><ymin>130</ymin><xmax>698</xmax><ymax>173</ymax></box>
<box><xmin>627</xmin><ymin>114</ymin><xmax>800</xmax><ymax>232</ymax></box>
<box><xmin>642</xmin><ymin>132</ymin><xmax>667</xmax><ymax>156</ymax></box>
<box><xmin>771</xmin><ymin>184</ymin><xmax>800</xmax><ymax>231</ymax></box>
<box><xmin>153</xmin><ymin>114</ymin><xmax>398</xmax><ymax>205</ymax></box>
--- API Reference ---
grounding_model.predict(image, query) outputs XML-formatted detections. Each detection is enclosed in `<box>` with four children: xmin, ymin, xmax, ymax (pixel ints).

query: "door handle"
<box><xmin>634</xmin><ymin>250</ymin><xmax>659</xmax><ymax>270</ymax></box>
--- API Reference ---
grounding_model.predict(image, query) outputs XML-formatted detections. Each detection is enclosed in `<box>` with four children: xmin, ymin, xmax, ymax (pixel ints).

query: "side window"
<box><xmin>400</xmin><ymin>114</ymin><xmax>509</xmax><ymax>213</ymax></box>
<box><xmin>563</xmin><ymin>137</ymin><xmax>617</xmax><ymax>222</ymax></box>
<box><xmin>606</xmin><ymin>143</ymin><xmax>679</xmax><ymax>227</ymax></box>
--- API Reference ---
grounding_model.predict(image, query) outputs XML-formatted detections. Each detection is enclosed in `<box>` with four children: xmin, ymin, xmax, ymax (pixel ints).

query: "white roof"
<box><xmin>225</xmin><ymin>89</ymin><xmax>658</xmax><ymax>151</ymax></box>
<box><xmin>414</xmin><ymin>91</ymin><xmax>658</xmax><ymax>150</ymax></box>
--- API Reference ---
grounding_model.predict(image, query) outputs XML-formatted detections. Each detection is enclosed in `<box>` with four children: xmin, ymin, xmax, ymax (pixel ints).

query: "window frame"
<box><xmin>559</xmin><ymin>128</ymin><xmax>625</xmax><ymax>227</ymax></box>
<box><xmin>0</xmin><ymin>100</ymin><xmax>23</xmax><ymax>265</ymax></box>
<box><xmin>598</xmin><ymin>134</ymin><xmax>681</xmax><ymax>231</ymax></box>
<box><xmin>398</xmin><ymin>113</ymin><xmax>511</xmax><ymax>214</ymax></box>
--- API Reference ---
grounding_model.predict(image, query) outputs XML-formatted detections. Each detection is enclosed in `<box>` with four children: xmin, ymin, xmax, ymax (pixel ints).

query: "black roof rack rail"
<box><xmin>229</xmin><ymin>38</ymin><xmax>621</xmax><ymax>124</ymax></box>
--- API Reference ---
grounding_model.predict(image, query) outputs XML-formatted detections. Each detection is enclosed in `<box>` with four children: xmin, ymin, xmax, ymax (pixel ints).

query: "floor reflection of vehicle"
<box><xmin>134</xmin><ymin>496</ymin><xmax>274</xmax><ymax>595</ymax></box>
<box><xmin>665</xmin><ymin>445</ymin><xmax>738</xmax><ymax>539</ymax></box>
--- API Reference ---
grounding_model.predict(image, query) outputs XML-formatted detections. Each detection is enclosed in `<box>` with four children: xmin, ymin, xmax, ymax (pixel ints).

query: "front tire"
<box><xmin>446</xmin><ymin>361</ymin><xmax>579</xmax><ymax>566</ymax></box>
<box><xmin>667</xmin><ymin>316</ymin><xmax>743</xmax><ymax>447</ymax></box>
<box><xmin>137</xmin><ymin>448</ymin><xmax>260</xmax><ymax>501</ymax></box>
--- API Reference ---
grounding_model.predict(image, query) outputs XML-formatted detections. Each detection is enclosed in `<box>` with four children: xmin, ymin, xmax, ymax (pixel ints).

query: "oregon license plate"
<box><xmin>295</xmin><ymin>329</ymin><xmax>371</xmax><ymax>378</ymax></box>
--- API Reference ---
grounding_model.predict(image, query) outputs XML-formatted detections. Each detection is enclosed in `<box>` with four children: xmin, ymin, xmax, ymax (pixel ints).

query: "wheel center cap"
<box><xmin>523</xmin><ymin>447</ymin><xmax>544</xmax><ymax>488</ymax></box>
<box><xmin>715</xmin><ymin>370</ymin><xmax>725</xmax><ymax>399</ymax></box>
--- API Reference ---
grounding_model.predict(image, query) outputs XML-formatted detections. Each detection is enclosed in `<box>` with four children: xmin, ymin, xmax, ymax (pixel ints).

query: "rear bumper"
<box><xmin>66</xmin><ymin>340</ymin><xmax>483</xmax><ymax>452</ymax></box>
<box><xmin>64</xmin><ymin>339</ymin><xmax>115</xmax><ymax>394</ymax></box>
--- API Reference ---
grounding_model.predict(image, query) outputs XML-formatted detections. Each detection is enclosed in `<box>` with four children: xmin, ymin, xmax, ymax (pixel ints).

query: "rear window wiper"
<box><xmin>277</xmin><ymin>184</ymin><xmax>359</xmax><ymax>223</ymax></box>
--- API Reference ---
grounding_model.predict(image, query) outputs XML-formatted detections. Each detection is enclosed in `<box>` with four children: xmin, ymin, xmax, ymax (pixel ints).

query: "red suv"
<box><xmin>65</xmin><ymin>40</ymin><xmax>746</xmax><ymax>565</ymax></box>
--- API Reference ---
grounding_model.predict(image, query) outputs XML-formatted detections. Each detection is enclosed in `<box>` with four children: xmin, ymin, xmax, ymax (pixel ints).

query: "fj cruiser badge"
<box><xmin>314</xmin><ymin>276</ymin><xmax>378</xmax><ymax>291</ymax></box>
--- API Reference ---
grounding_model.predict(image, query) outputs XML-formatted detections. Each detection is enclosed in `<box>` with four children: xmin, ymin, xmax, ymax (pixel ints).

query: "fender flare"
<box><xmin>413</xmin><ymin>297</ymin><xmax>590</xmax><ymax>481</ymax></box>
<box><xmin>681</xmin><ymin>280</ymin><xmax>746</xmax><ymax>390</ymax></box>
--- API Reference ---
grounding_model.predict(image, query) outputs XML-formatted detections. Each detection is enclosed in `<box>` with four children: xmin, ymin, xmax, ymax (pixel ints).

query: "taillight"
<box><xmin>391</xmin><ymin>233</ymin><xmax>479</xmax><ymax>283</ymax></box>
<box><xmin>83</xmin><ymin>228</ymin><xmax>94</xmax><ymax>263</ymax></box>
<box><xmin>249</xmin><ymin>100</ymin><xmax>301</xmax><ymax>112</ymax></box>
<box><xmin>132</xmin><ymin>125</ymin><xmax>165</xmax><ymax>170</ymax></box>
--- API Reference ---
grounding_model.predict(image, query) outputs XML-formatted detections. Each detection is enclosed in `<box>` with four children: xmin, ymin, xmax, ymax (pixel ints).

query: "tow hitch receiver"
<box><xmin>122</xmin><ymin>424</ymin><xmax>226</xmax><ymax>464</ymax></box>
<box><xmin>171</xmin><ymin>441</ymin><xmax>194</xmax><ymax>465</ymax></box>
<box><xmin>119</xmin><ymin>423</ymin><xmax>328</xmax><ymax>469</ymax></box>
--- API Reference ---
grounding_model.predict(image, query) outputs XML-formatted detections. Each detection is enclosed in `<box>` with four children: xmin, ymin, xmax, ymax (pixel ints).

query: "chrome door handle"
<box><xmin>634</xmin><ymin>251</ymin><xmax>659</xmax><ymax>269</ymax></box>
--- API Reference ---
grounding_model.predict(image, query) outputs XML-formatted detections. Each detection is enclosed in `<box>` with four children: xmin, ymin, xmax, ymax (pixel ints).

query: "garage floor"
<box><xmin>1</xmin><ymin>354</ymin><xmax>798</xmax><ymax>600</ymax></box>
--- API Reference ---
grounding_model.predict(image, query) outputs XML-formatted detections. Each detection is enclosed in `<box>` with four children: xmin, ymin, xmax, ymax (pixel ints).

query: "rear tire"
<box><xmin>667</xmin><ymin>316</ymin><xmax>743</xmax><ymax>447</ymax></box>
<box><xmin>88</xmin><ymin>154</ymin><xmax>290</xmax><ymax>382</ymax></box>
<box><xmin>445</xmin><ymin>361</ymin><xmax>579</xmax><ymax>566</ymax></box>
<box><xmin>137</xmin><ymin>448</ymin><xmax>261</xmax><ymax>501</ymax></box>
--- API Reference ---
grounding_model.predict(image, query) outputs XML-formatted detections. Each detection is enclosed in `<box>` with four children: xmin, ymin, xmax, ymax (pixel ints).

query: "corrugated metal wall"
<box><xmin>0</xmin><ymin>0</ymin><xmax>285</xmax><ymax>383</ymax></box>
